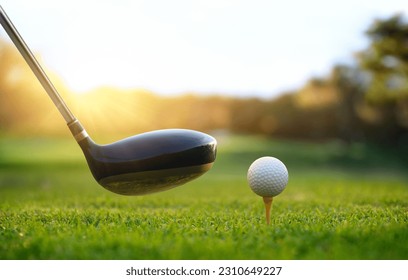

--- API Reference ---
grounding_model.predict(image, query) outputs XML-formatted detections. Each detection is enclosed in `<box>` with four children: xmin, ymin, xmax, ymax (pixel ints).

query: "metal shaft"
<box><xmin>0</xmin><ymin>5</ymin><xmax>76</xmax><ymax>124</ymax></box>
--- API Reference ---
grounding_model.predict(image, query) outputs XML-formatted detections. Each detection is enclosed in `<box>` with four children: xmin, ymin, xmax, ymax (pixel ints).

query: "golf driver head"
<box><xmin>1</xmin><ymin>7</ymin><xmax>217</xmax><ymax>196</ymax></box>
<box><xmin>77</xmin><ymin>129</ymin><xmax>217</xmax><ymax>195</ymax></box>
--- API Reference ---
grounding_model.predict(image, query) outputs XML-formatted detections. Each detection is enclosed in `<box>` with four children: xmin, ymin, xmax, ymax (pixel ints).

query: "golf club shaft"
<box><xmin>0</xmin><ymin>6</ymin><xmax>75</xmax><ymax>124</ymax></box>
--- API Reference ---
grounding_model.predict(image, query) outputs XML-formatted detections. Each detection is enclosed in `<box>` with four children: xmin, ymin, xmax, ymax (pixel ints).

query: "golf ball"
<box><xmin>247</xmin><ymin>156</ymin><xmax>288</xmax><ymax>197</ymax></box>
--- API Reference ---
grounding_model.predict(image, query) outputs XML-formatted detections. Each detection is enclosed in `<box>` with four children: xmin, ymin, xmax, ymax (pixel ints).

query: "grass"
<box><xmin>0</xmin><ymin>134</ymin><xmax>407</xmax><ymax>259</ymax></box>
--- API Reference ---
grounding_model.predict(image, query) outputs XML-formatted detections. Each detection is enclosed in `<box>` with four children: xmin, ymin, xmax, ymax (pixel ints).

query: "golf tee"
<box><xmin>263</xmin><ymin>196</ymin><xmax>273</xmax><ymax>225</ymax></box>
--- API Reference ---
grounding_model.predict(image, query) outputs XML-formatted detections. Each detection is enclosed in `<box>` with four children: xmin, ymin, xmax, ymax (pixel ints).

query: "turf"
<box><xmin>0</xmin><ymin>134</ymin><xmax>407</xmax><ymax>259</ymax></box>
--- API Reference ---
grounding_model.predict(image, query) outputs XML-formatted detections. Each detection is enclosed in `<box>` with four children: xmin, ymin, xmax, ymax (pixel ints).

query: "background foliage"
<box><xmin>0</xmin><ymin>15</ymin><xmax>407</xmax><ymax>147</ymax></box>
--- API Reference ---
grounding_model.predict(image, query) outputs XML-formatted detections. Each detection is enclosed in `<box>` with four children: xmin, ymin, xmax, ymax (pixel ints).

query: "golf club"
<box><xmin>0</xmin><ymin>6</ymin><xmax>217</xmax><ymax>195</ymax></box>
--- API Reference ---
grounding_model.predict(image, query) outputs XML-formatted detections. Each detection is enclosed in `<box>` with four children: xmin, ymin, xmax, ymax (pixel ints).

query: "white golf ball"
<box><xmin>247</xmin><ymin>156</ymin><xmax>288</xmax><ymax>197</ymax></box>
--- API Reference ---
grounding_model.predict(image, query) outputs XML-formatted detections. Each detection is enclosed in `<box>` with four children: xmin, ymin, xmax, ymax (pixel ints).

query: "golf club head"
<box><xmin>1</xmin><ymin>7</ymin><xmax>217</xmax><ymax>196</ymax></box>
<box><xmin>77</xmin><ymin>129</ymin><xmax>217</xmax><ymax>195</ymax></box>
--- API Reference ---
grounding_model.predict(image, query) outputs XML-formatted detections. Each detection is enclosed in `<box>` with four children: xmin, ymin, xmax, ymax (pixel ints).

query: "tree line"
<box><xmin>1</xmin><ymin>14</ymin><xmax>407</xmax><ymax>148</ymax></box>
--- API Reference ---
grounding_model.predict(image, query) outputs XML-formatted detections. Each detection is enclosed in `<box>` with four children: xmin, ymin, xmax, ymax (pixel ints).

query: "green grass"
<box><xmin>0</xmin><ymin>134</ymin><xmax>407</xmax><ymax>259</ymax></box>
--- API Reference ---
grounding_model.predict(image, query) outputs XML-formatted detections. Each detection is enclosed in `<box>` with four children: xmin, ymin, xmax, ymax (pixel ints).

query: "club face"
<box><xmin>78</xmin><ymin>129</ymin><xmax>217</xmax><ymax>195</ymax></box>
<box><xmin>98</xmin><ymin>164</ymin><xmax>213</xmax><ymax>195</ymax></box>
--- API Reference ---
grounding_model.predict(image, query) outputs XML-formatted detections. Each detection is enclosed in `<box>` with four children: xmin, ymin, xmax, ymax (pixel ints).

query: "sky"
<box><xmin>1</xmin><ymin>0</ymin><xmax>408</xmax><ymax>98</ymax></box>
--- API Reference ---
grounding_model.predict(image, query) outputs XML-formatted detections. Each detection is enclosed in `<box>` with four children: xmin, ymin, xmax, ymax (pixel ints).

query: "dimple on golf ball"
<box><xmin>247</xmin><ymin>156</ymin><xmax>288</xmax><ymax>197</ymax></box>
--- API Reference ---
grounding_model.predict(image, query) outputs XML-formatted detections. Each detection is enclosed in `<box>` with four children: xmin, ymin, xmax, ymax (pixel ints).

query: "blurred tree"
<box><xmin>0</xmin><ymin>39</ymin><xmax>64</xmax><ymax>134</ymax></box>
<box><xmin>230</xmin><ymin>98</ymin><xmax>266</xmax><ymax>134</ymax></box>
<box><xmin>330</xmin><ymin>65</ymin><xmax>366</xmax><ymax>142</ymax></box>
<box><xmin>358</xmin><ymin>14</ymin><xmax>408</xmax><ymax>102</ymax></box>
<box><xmin>294</xmin><ymin>78</ymin><xmax>341</xmax><ymax>140</ymax></box>
<box><xmin>0</xmin><ymin>40</ymin><xmax>37</xmax><ymax>131</ymax></box>
<box><xmin>357</xmin><ymin>14</ymin><xmax>408</xmax><ymax>144</ymax></box>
